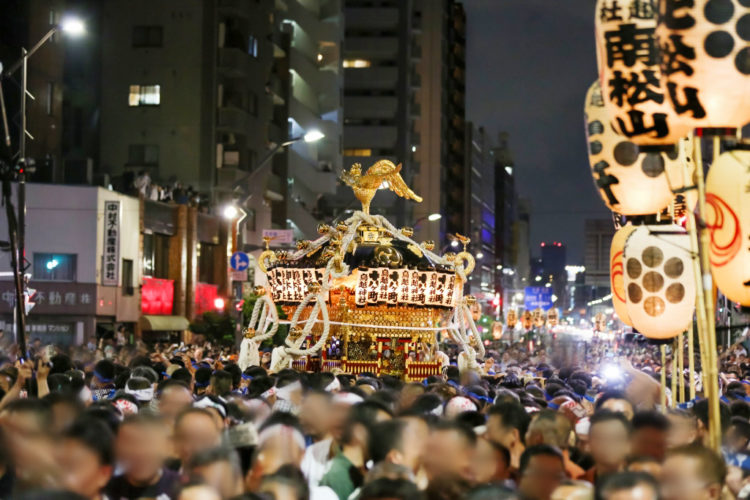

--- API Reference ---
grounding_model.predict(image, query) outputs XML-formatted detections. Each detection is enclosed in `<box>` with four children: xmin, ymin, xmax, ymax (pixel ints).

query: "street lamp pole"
<box><xmin>1</xmin><ymin>18</ymin><xmax>85</xmax><ymax>356</ymax></box>
<box><xmin>231</xmin><ymin>131</ymin><xmax>325</xmax><ymax>196</ymax></box>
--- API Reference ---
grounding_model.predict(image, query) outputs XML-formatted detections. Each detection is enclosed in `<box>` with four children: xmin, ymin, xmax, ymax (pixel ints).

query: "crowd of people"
<box><xmin>0</xmin><ymin>335</ymin><xmax>748</xmax><ymax>500</ymax></box>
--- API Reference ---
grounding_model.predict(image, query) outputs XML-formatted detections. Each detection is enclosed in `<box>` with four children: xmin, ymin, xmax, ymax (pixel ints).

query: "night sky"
<box><xmin>465</xmin><ymin>0</ymin><xmax>609</xmax><ymax>264</ymax></box>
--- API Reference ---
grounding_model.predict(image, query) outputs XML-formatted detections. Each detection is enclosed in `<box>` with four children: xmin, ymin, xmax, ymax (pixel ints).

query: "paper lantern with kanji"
<box><xmin>655</xmin><ymin>0</ymin><xmax>750</xmax><ymax>129</ymax></box>
<box><xmin>623</xmin><ymin>224</ymin><xmax>695</xmax><ymax>339</ymax></box>
<box><xmin>585</xmin><ymin>81</ymin><xmax>688</xmax><ymax>214</ymax></box>
<box><xmin>595</xmin><ymin>0</ymin><xmax>693</xmax><ymax>145</ymax></box>
<box><xmin>610</xmin><ymin>224</ymin><xmax>637</xmax><ymax>327</ymax></box>
<box><xmin>705</xmin><ymin>150</ymin><xmax>750</xmax><ymax>305</ymax></box>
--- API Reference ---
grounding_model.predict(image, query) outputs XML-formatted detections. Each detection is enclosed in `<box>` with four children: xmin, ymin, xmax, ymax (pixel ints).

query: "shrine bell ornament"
<box><xmin>610</xmin><ymin>224</ymin><xmax>637</xmax><ymax>327</ymax></box>
<box><xmin>595</xmin><ymin>0</ymin><xmax>693</xmax><ymax>145</ymax></box>
<box><xmin>623</xmin><ymin>224</ymin><xmax>696</xmax><ymax>339</ymax></box>
<box><xmin>705</xmin><ymin>150</ymin><xmax>750</xmax><ymax>305</ymax></box>
<box><xmin>585</xmin><ymin>81</ymin><xmax>689</xmax><ymax>215</ymax></box>
<box><xmin>656</xmin><ymin>0</ymin><xmax>750</xmax><ymax>129</ymax></box>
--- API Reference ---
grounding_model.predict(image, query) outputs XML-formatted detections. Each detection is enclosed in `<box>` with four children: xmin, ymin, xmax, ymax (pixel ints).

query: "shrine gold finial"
<box><xmin>340</xmin><ymin>160</ymin><xmax>422</xmax><ymax>215</ymax></box>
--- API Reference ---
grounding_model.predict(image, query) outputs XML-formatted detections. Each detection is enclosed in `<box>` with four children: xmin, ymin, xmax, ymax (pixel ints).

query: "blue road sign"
<box><xmin>230</xmin><ymin>252</ymin><xmax>250</xmax><ymax>271</ymax></box>
<box><xmin>524</xmin><ymin>286</ymin><xmax>553</xmax><ymax>311</ymax></box>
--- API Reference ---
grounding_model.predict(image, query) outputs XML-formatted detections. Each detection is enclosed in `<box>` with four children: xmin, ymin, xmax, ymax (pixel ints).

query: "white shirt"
<box><xmin>301</xmin><ymin>437</ymin><xmax>333</xmax><ymax>490</ymax></box>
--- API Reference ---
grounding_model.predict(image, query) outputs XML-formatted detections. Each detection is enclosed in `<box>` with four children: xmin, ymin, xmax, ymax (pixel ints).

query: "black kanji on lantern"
<box><xmin>608</xmin><ymin>70</ymin><xmax>664</xmax><ymax>106</ymax></box>
<box><xmin>660</xmin><ymin>34</ymin><xmax>695</xmax><ymax>76</ymax></box>
<box><xmin>667</xmin><ymin>83</ymin><xmax>706</xmax><ymax>118</ymax></box>
<box><xmin>601</xmin><ymin>0</ymin><xmax>624</xmax><ymax>21</ymax></box>
<box><xmin>661</xmin><ymin>0</ymin><xmax>695</xmax><ymax>30</ymax></box>
<box><xmin>592</xmin><ymin>161</ymin><xmax>620</xmax><ymax>205</ymax></box>
<box><xmin>616</xmin><ymin>110</ymin><xmax>669</xmax><ymax>138</ymax></box>
<box><xmin>604</xmin><ymin>24</ymin><xmax>658</xmax><ymax>68</ymax></box>
<box><xmin>630</xmin><ymin>0</ymin><xmax>655</xmax><ymax>20</ymax></box>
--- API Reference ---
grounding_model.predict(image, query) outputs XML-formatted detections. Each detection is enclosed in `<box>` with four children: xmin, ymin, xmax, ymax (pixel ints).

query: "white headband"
<box><xmin>332</xmin><ymin>392</ymin><xmax>364</xmax><ymax>406</ymax></box>
<box><xmin>325</xmin><ymin>377</ymin><xmax>341</xmax><ymax>392</ymax></box>
<box><xmin>276</xmin><ymin>381</ymin><xmax>302</xmax><ymax>401</ymax></box>
<box><xmin>125</xmin><ymin>386</ymin><xmax>154</xmax><ymax>402</ymax></box>
<box><xmin>193</xmin><ymin>397</ymin><xmax>227</xmax><ymax>418</ymax></box>
<box><xmin>258</xmin><ymin>424</ymin><xmax>306</xmax><ymax>451</ymax></box>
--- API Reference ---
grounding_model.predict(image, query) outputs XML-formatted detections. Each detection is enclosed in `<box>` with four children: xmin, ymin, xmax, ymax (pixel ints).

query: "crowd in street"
<box><xmin>0</xmin><ymin>335</ymin><xmax>749</xmax><ymax>500</ymax></box>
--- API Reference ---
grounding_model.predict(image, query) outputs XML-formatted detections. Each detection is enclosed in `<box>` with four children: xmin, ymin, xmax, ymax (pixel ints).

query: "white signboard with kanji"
<box><xmin>102</xmin><ymin>201</ymin><xmax>120</xmax><ymax>286</ymax></box>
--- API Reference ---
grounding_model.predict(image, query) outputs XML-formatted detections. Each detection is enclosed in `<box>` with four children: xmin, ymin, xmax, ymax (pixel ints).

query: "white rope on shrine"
<box><xmin>265</xmin><ymin>209</ymin><xmax>484</xmax><ymax>370</ymax></box>
<box><xmin>238</xmin><ymin>293</ymin><xmax>279</xmax><ymax>371</ymax></box>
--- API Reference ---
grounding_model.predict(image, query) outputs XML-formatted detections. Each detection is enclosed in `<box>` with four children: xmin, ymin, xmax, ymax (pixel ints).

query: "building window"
<box><xmin>128</xmin><ymin>144</ymin><xmax>159</xmax><ymax>166</ymax></box>
<box><xmin>248</xmin><ymin>35</ymin><xmax>258</xmax><ymax>57</ymax></box>
<box><xmin>343</xmin><ymin>148</ymin><xmax>372</xmax><ymax>157</ymax></box>
<box><xmin>33</xmin><ymin>253</ymin><xmax>77</xmax><ymax>282</ymax></box>
<box><xmin>133</xmin><ymin>26</ymin><xmax>163</xmax><ymax>47</ymax></box>
<box><xmin>343</xmin><ymin>59</ymin><xmax>371</xmax><ymax>68</ymax></box>
<box><xmin>198</xmin><ymin>243</ymin><xmax>219</xmax><ymax>284</ymax></box>
<box><xmin>46</xmin><ymin>82</ymin><xmax>54</xmax><ymax>116</ymax></box>
<box><xmin>122</xmin><ymin>259</ymin><xmax>134</xmax><ymax>295</ymax></box>
<box><xmin>128</xmin><ymin>85</ymin><xmax>161</xmax><ymax>106</ymax></box>
<box><xmin>143</xmin><ymin>233</ymin><xmax>170</xmax><ymax>279</ymax></box>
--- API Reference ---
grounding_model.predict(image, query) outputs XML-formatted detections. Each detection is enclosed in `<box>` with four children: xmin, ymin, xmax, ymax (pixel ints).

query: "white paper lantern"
<box><xmin>705</xmin><ymin>150</ymin><xmax>750</xmax><ymax>305</ymax></box>
<box><xmin>611</xmin><ymin>224</ymin><xmax>637</xmax><ymax>327</ymax></box>
<box><xmin>656</xmin><ymin>0</ymin><xmax>750</xmax><ymax>129</ymax></box>
<box><xmin>585</xmin><ymin>81</ymin><xmax>692</xmax><ymax>214</ymax></box>
<box><xmin>595</xmin><ymin>0</ymin><xmax>693</xmax><ymax>145</ymax></box>
<box><xmin>623</xmin><ymin>224</ymin><xmax>695</xmax><ymax>339</ymax></box>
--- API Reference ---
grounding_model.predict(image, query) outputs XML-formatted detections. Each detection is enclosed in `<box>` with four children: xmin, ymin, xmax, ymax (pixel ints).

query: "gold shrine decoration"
<box><xmin>340</xmin><ymin>160</ymin><xmax>423</xmax><ymax>214</ymax></box>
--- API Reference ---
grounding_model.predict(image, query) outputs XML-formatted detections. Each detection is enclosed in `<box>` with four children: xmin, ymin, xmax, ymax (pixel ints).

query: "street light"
<box><xmin>60</xmin><ymin>17</ymin><xmax>86</xmax><ymax>36</ymax></box>
<box><xmin>222</xmin><ymin>204</ymin><xmax>239</xmax><ymax>220</ymax></box>
<box><xmin>427</xmin><ymin>213</ymin><xmax>441</xmax><ymax>221</ymax></box>
<box><xmin>303</xmin><ymin>130</ymin><xmax>325</xmax><ymax>143</ymax></box>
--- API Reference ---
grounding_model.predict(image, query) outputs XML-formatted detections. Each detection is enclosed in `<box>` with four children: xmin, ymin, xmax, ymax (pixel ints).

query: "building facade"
<box><xmin>584</xmin><ymin>218</ymin><xmax>615</xmax><ymax>303</ymax></box>
<box><xmin>0</xmin><ymin>185</ymin><xmax>140</xmax><ymax>344</ymax></box>
<box><xmin>412</xmin><ymin>0</ymin><xmax>467</xmax><ymax>244</ymax></box>
<box><xmin>99</xmin><ymin>0</ymin><xmax>342</xmax><ymax>248</ymax></box>
<box><xmin>464</xmin><ymin>124</ymin><xmax>496</xmax><ymax>299</ymax></box>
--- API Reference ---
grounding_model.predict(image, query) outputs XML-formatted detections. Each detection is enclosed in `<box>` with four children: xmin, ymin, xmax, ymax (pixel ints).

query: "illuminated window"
<box><xmin>128</xmin><ymin>85</ymin><xmax>161</xmax><ymax>106</ymax></box>
<box><xmin>343</xmin><ymin>59</ymin><xmax>371</xmax><ymax>68</ymax></box>
<box><xmin>34</xmin><ymin>253</ymin><xmax>77</xmax><ymax>282</ymax></box>
<box><xmin>343</xmin><ymin>148</ymin><xmax>372</xmax><ymax>157</ymax></box>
